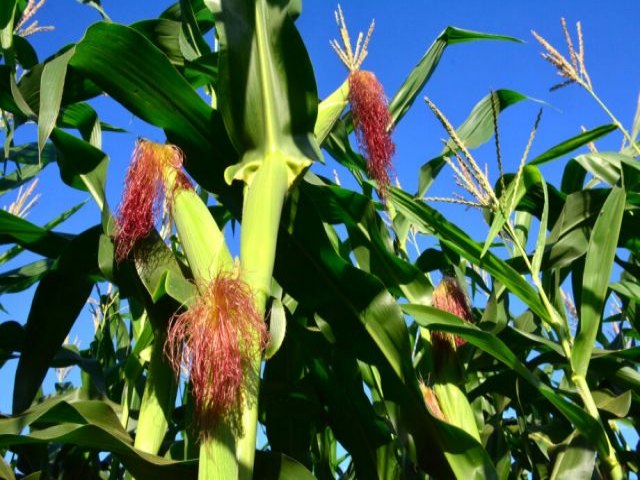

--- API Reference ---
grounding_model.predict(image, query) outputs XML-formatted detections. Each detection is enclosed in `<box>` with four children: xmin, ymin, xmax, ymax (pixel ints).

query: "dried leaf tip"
<box><xmin>330</xmin><ymin>4</ymin><xmax>375</xmax><ymax>72</ymax></box>
<box><xmin>115</xmin><ymin>139</ymin><xmax>191</xmax><ymax>262</ymax></box>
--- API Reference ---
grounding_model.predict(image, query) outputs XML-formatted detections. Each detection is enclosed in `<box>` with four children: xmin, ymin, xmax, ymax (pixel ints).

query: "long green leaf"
<box><xmin>388</xmin><ymin>27</ymin><xmax>520</xmax><ymax>128</ymax></box>
<box><xmin>49</xmin><ymin>128</ymin><xmax>110</xmax><ymax>228</ymax></box>
<box><xmin>212</xmin><ymin>0</ymin><xmax>321</xmax><ymax>184</ymax></box>
<box><xmin>12</xmin><ymin>226</ymin><xmax>101</xmax><ymax>414</ymax></box>
<box><xmin>0</xmin><ymin>398</ymin><xmax>196</xmax><ymax>480</ymax></box>
<box><xmin>303</xmin><ymin>181</ymin><xmax>432</xmax><ymax>304</ymax></box>
<box><xmin>69</xmin><ymin>22</ymin><xmax>237</xmax><ymax>202</ymax></box>
<box><xmin>38</xmin><ymin>48</ymin><xmax>75</xmax><ymax>160</ymax></box>
<box><xmin>0</xmin><ymin>209</ymin><xmax>70</xmax><ymax>258</ymax></box>
<box><xmin>529</xmin><ymin>124</ymin><xmax>617</xmax><ymax>166</ymax></box>
<box><xmin>276</xmin><ymin>187</ymin><xmax>493</xmax><ymax>477</ymax></box>
<box><xmin>254</xmin><ymin>452</ymin><xmax>316</xmax><ymax>480</ymax></box>
<box><xmin>573</xmin><ymin>186</ymin><xmax>626</xmax><ymax>376</ymax></box>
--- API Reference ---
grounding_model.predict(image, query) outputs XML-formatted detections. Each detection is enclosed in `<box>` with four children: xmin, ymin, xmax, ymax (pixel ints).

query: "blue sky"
<box><xmin>1</xmin><ymin>0</ymin><xmax>638</xmax><ymax>444</ymax></box>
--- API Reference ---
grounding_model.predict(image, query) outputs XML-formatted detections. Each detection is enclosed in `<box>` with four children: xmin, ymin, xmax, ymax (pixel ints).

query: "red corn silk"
<box><xmin>165</xmin><ymin>272</ymin><xmax>268</xmax><ymax>435</ymax></box>
<box><xmin>349</xmin><ymin>70</ymin><xmax>395</xmax><ymax>199</ymax></box>
<box><xmin>431</xmin><ymin>277</ymin><xmax>473</xmax><ymax>351</ymax></box>
<box><xmin>115</xmin><ymin>140</ymin><xmax>191</xmax><ymax>262</ymax></box>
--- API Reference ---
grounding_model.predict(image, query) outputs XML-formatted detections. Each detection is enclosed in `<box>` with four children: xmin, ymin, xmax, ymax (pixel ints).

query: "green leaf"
<box><xmin>0</xmin><ymin>200</ymin><xmax>87</xmax><ymax>266</ymax></box>
<box><xmin>60</xmin><ymin>103</ymin><xmax>125</xmax><ymax>138</ymax></box>
<box><xmin>0</xmin><ymin>259</ymin><xmax>52</xmax><ymax>295</ymax></box>
<box><xmin>0</xmin><ymin>209</ymin><xmax>70</xmax><ymax>259</ymax></box>
<box><xmin>402</xmin><ymin>304</ymin><xmax>608</xmax><ymax>454</ymax></box>
<box><xmin>573</xmin><ymin>152</ymin><xmax>640</xmax><ymax>186</ymax></box>
<box><xmin>531</xmin><ymin>174</ymin><xmax>549</xmax><ymax>278</ymax></box>
<box><xmin>529</xmin><ymin>124</ymin><xmax>617</xmax><ymax>166</ymax></box>
<box><xmin>254</xmin><ymin>451</ymin><xmax>316</xmax><ymax>480</ymax></box>
<box><xmin>212</xmin><ymin>0</ymin><xmax>321</xmax><ymax>184</ymax></box>
<box><xmin>0</xmin><ymin>0</ymin><xmax>16</xmax><ymax>30</ymax></box>
<box><xmin>0</xmin><ymin>0</ymin><xmax>16</xmax><ymax>52</ymax></box>
<box><xmin>591</xmin><ymin>390</ymin><xmax>631</xmax><ymax>418</ymax></box>
<box><xmin>132</xmin><ymin>19</ymin><xmax>188</xmax><ymax>66</ymax></box>
<box><xmin>49</xmin><ymin>128</ymin><xmax>110</xmax><ymax>228</ymax></box>
<box><xmin>69</xmin><ymin>22</ymin><xmax>236</xmax><ymax>200</ymax></box>
<box><xmin>265</xmin><ymin>297</ymin><xmax>287</xmax><ymax>360</ymax></box>
<box><xmin>69</xmin><ymin>20</ymin><xmax>211</xmax><ymax>142</ymax></box>
<box><xmin>133</xmin><ymin>232</ymin><xmax>196</xmax><ymax>305</ymax></box>
<box><xmin>482</xmin><ymin>165</ymin><xmax>542</xmax><ymax>258</ymax></box>
<box><xmin>0</xmin><ymin>398</ymin><xmax>195</xmax><ymax>479</ymax></box>
<box><xmin>12</xmin><ymin>226</ymin><xmax>101</xmax><ymax>414</ymax></box>
<box><xmin>303</xmin><ymin>181</ymin><xmax>432</xmax><ymax>304</ymax></box>
<box><xmin>550</xmin><ymin>433</ymin><xmax>596</xmax><ymax>480</ymax></box>
<box><xmin>38</xmin><ymin>48</ymin><xmax>75</xmax><ymax>160</ymax></box>
<box><xmin>573</xmin><ymin>186</ymin><xmax>626</xmax><ymax>377</ymax></box>
<box><xmin>389</xmin><ymin>27</ymin><xmax>520</xmax><ymax>128</ymax></box>
<box><xmin>276</xmin><ymin>186</ymin><xmax>491</xmax><ymax>477</ymax></box>
<box><xmin>13</xmin><ymin>35</ymin><xmax>38</xmax><ymax>69</ymax></box>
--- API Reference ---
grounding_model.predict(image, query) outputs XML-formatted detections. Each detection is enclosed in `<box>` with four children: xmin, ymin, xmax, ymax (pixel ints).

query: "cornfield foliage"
<box><xmin>0</xmin><ymin>1</ymin><xmax>638</xmax><ymax>479</ymax></box>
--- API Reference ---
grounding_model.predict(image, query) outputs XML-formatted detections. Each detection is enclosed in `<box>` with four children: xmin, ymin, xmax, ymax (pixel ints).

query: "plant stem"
<box><xmin>504</xmin><ymin>221</ymin><xmax>622</xmax><ymax>477</ymax></box>
<box><xmin>236</xmin><ymin>155</ymin><xmax>289</xmax><ymax>479</ymax></box>
<box><xmin>583</xmin><ymin>84</ymin><xmax>640</xmax><ymax>156</ymax></box>
<box><xmin>572</xmin><ymin>374</ymin><xmax>622</xmax><ymax>480</ymax></box>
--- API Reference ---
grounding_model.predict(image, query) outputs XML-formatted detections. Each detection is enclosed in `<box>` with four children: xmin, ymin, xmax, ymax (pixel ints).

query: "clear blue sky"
<box><xmin>1</xmin><ymin>0</ymin><xmax>639</xmax><ymax>422</ymax></box>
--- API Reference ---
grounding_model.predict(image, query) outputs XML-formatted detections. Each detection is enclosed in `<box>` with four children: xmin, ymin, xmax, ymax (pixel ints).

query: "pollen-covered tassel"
<box><xmin>331</xmin><ymin>5</ymin><xmax>395</xmax><ymax>199</ymax></box>
<box><xmin>115</xmin><ymin>140</ymin><xmax>191</xmax><ymax>262</ymax></box>
<box><xmin>165</xmin><ymin>272</ymin><xmax>268</xmax><ymax>435</ymax></box>
<box><xmin>431</xmin><ymin>277</ymin><xmax>473</xmax><ymax>352</ymax></box>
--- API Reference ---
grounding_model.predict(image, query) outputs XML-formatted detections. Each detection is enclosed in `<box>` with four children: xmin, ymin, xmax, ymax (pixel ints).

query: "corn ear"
<box><xmin>171</xmin><ymin>186</ymin><xmax>233</xmax><ymax>284</ymax></box>
<box><xmin>315</xmin><ymin>79</ymin><xmax>349</xmax><ymax>145</ymax></box>
<box><xmin>433</xmin><ymin>382</ymin><xmax>481</xmax><ymax>442</ymax></box>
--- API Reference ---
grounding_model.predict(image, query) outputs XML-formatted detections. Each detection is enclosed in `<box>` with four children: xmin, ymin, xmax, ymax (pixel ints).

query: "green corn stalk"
<box><xmin>133</xmin><ymin>329</ymin><xmax>176</xmax><ymax>455</ymax></box>
<box><xmin>210</xmin><ymin>1</ymin><xmax>324</xmax><ymax>476</ymax></box>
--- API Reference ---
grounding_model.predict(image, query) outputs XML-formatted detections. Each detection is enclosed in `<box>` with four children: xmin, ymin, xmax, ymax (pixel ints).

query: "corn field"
<box><xmin>0</xmin><ymin>1</ymin><xmax>638</xmax><ymax>479</ymax></box>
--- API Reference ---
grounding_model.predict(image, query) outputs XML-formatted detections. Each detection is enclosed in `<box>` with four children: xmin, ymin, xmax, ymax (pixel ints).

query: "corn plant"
<box><xmin>0</xmin><ymin>1</ymin><xmax>638</xmax><ymax>479</ymax></box>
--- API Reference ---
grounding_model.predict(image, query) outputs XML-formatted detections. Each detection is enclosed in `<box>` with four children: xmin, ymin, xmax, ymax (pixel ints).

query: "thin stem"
<box><xmin>573</xmin><ymin>375</ymin><xmax>622</xmax><ymax>479</ymax></box>
<box><xmin>585</xmin><ymin>85</ymin><xmax>640</xmax><ymax>156</ymax></box>
<box><xmin>503</xmin><ymin>220</ymin><xmax>622</xmax><ymax>478</ymax></box>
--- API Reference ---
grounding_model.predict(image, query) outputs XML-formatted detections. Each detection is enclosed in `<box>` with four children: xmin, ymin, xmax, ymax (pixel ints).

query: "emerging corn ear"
<box><xmin>115</xmin><ymin>141</ymin><xmax>189</xmax><ymax>459</ymax></box>
<box><xmin>427</xmin><ymin>277</ymin><xmax>481</xmax><ymax>441</ymax></box>
<box><xmin>331</xmin><ymin>4</ymin><xmax>395</xmax><ymax>199</ymax></box>
<box><xmin>117</xmin><ymin>140</ymin><xmax>267</xmax><ymax>479</ymax></box>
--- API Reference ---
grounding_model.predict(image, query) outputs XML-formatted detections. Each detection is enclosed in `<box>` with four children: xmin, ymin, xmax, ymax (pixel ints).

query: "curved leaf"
<box><xmin>530</xmin><ymin>124</ymin><xmax>616</xmax><ymax>166</ymax></box>
<box><xmin>0</xmin><ymin>398</ymin><xmax>196</xmax><ymax>480</ymax></box>
<box><xmin>389</xmin><ymin>27</ymin><xmax>520</xmax><ymax>128</ymax></box>
<box><xmin>12</xmin><ymin>226</ymin><xmax>101</xmax><ymax>414</ymax></box>
<box><xmin>212</xmin><ymin>0</ymin><xmax>321</xmax><ymax>182</ymax></box>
